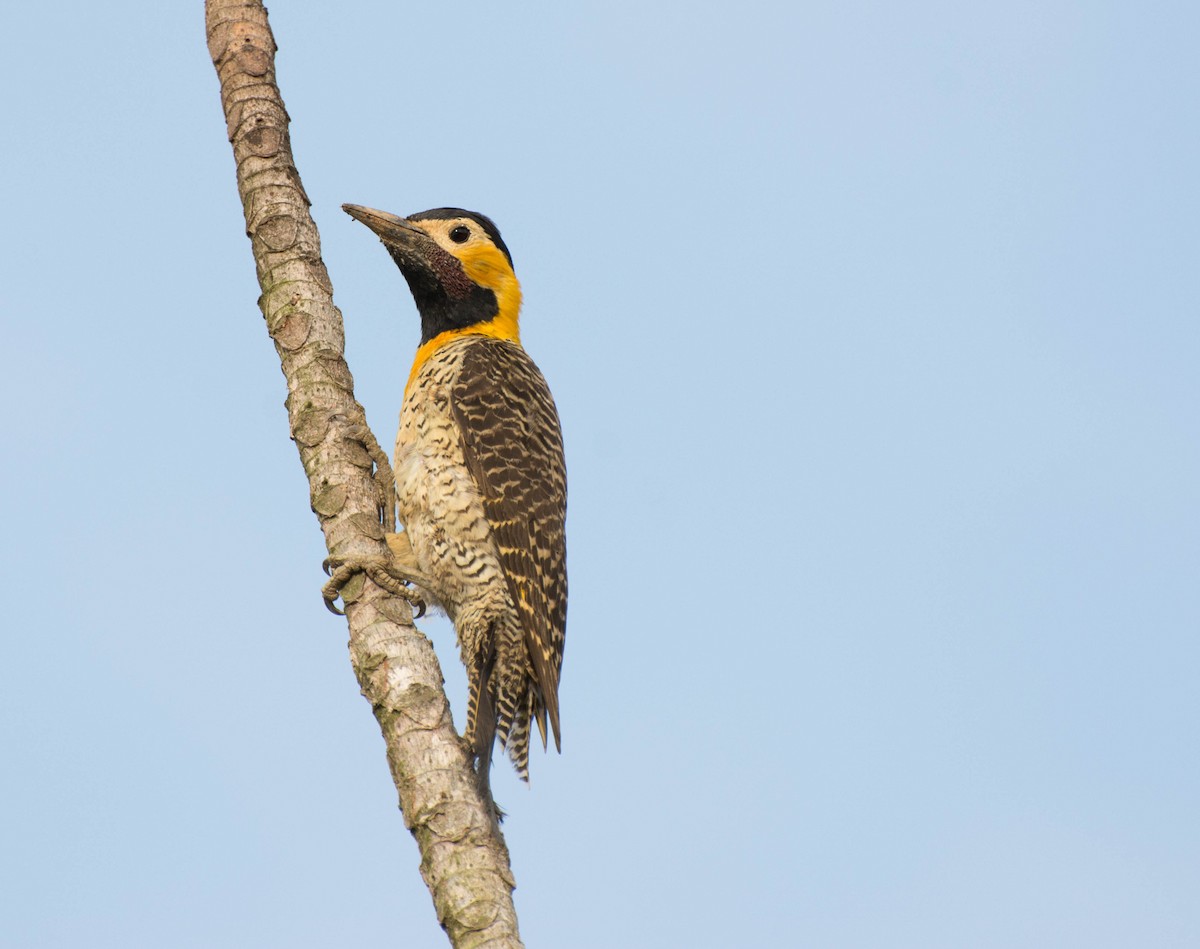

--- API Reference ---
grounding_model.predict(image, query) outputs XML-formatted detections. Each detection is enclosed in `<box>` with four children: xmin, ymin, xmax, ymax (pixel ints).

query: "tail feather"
<box><xmin>473</xmin><ymin>676</ymin><xmax>497</xmax><ymax>808</ymax></box>
<box><xmin>494</xmin><ymin>682</ymin><xmax>520</xmax><ymax>747</ymax></box>
<box><xmin>463</xmin><ymin>624</ymin><xmax>558</xmax><ymax>788</ymax></box>
<box><xmin>505</xmin><ymin>690</ymin><xmax>533</xmax><ymax>782</ymax></box>
<box><xmin>533</xmin><ymin>695</ymin><xmax>549</xmax><ymax>752</ymax></box>
<box><xmin>467</xmin><ymin>646</ymin><xmax>499</xmax><ymax>801</ymax></box>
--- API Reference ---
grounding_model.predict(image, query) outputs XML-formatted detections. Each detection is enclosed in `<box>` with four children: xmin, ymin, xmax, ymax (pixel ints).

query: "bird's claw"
<box><xmin>321</xmin><ymin>555</ymin><xmax>427</xmax><ymax>618</ymax></box>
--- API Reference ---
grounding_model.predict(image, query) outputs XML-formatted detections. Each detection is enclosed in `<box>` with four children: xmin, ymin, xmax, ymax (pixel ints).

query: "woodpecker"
<box><xmin>332</xmin><ymin>204</ymin><xmax>567</xmax><ymax>789</ymax></box>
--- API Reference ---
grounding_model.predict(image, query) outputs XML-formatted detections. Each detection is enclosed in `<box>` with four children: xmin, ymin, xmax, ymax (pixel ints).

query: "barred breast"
<box><xmin>394</xmin><ymin>336</ymin><xmax>512</xmax><ymax>665</ymax></box>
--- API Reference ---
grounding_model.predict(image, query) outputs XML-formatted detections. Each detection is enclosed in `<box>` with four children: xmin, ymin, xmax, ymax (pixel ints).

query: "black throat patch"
<box><xmin>388</xmin><ymin>243</ymin><xmax>500</xmax><ymax>344</ymax></box>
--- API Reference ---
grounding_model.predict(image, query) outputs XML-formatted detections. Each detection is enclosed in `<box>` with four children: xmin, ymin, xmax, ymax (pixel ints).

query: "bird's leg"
<box><xmin>322</xmin><ymin>422</ymin><xmax>423</xmax><ymax>614</ymax></box>
<box><xmin>322</xmin><ymin>532</ymin><xmax>434</xmax><ymax>617</ymax></box>
<box><xmin>346</xmin><ymin>422</ymin><xmax>396</xmax><ymax>533</ymax></box>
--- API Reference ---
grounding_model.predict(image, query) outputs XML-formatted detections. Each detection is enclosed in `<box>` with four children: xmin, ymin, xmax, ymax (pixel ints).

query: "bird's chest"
<box><xmin>395</xmin><ymin>351</ymin><xmax>471</xmax><ymax>515</ymax></box>
<box><xmin>392</xmin><ymin>345</ymin><xmax>496</xmax><ymax>601</ymax></box>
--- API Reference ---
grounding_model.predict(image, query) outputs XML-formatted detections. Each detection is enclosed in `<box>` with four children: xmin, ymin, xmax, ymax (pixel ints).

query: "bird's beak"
<box><xmin>342</xmin><ymin>204</ymin><xmax>429</xmax><ymax>248</ymax></box>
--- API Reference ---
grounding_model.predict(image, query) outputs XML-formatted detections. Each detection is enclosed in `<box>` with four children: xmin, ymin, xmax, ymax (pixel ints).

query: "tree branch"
<box><xmin>204</xmin><ymin>3</ymin><xmax>523</xmax><ymax>945</ymax></box>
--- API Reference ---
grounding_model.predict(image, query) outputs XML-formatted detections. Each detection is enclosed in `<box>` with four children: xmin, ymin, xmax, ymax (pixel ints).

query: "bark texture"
<box><xmin>205</xmin><ymin>3</ymin><xmax>523</xmax><ymax>946</ymax></box>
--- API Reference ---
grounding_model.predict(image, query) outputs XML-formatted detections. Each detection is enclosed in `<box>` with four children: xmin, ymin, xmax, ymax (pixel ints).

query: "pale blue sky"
<box><xmin>2</xmin><ymin>2</ymin><xmax>1198</xmax><ymax>946</ymax></box>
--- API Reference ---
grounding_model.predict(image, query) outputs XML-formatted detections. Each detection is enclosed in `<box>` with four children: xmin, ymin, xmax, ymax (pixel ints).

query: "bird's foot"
<box><xmin>322</xmin><ymin>554</ymin><xmax>427</xmax><ymax>617</ymax></box>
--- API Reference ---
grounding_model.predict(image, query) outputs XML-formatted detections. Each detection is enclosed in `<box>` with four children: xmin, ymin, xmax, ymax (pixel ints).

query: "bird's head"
<box><xmin>343</xmin><ymin>204</ymin><xmax>521</xmax><ymax>346</ymax></box>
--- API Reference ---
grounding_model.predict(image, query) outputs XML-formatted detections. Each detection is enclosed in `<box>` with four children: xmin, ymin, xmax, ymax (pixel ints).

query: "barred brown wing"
<box><xmin>452</xmin><ymin>337</ymin><xmax>567</xmax><ymax>751</ymax></box>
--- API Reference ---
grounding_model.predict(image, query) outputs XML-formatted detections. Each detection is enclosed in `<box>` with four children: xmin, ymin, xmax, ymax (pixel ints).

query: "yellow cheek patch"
<box><xmin>456</xmin><ymin>242</ymin><xmax>522</xmax><ymax>342</ymax></box>
<box><xmin>457</xmin><ymin>243</ymin><xmax>511</xmax><ymax>287</ymax></box>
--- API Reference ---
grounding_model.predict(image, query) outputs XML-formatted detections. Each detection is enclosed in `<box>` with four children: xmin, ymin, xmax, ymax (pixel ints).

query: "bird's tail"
<box><xmin>504</xmin><ymin>691</ymin><xmax>535</xmax><ymax>782</ymax></box>
<box><xmin>467</xmin><ymin>650</ymin><xmax>503</xmax><ymax>822</ymax></box>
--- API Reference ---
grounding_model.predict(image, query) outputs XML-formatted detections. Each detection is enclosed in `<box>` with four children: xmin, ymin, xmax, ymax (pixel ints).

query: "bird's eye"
<box><xmin>449</xmin><ymin>225</ymin><xmax>471</xmax><ymax>243</ymax></box>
